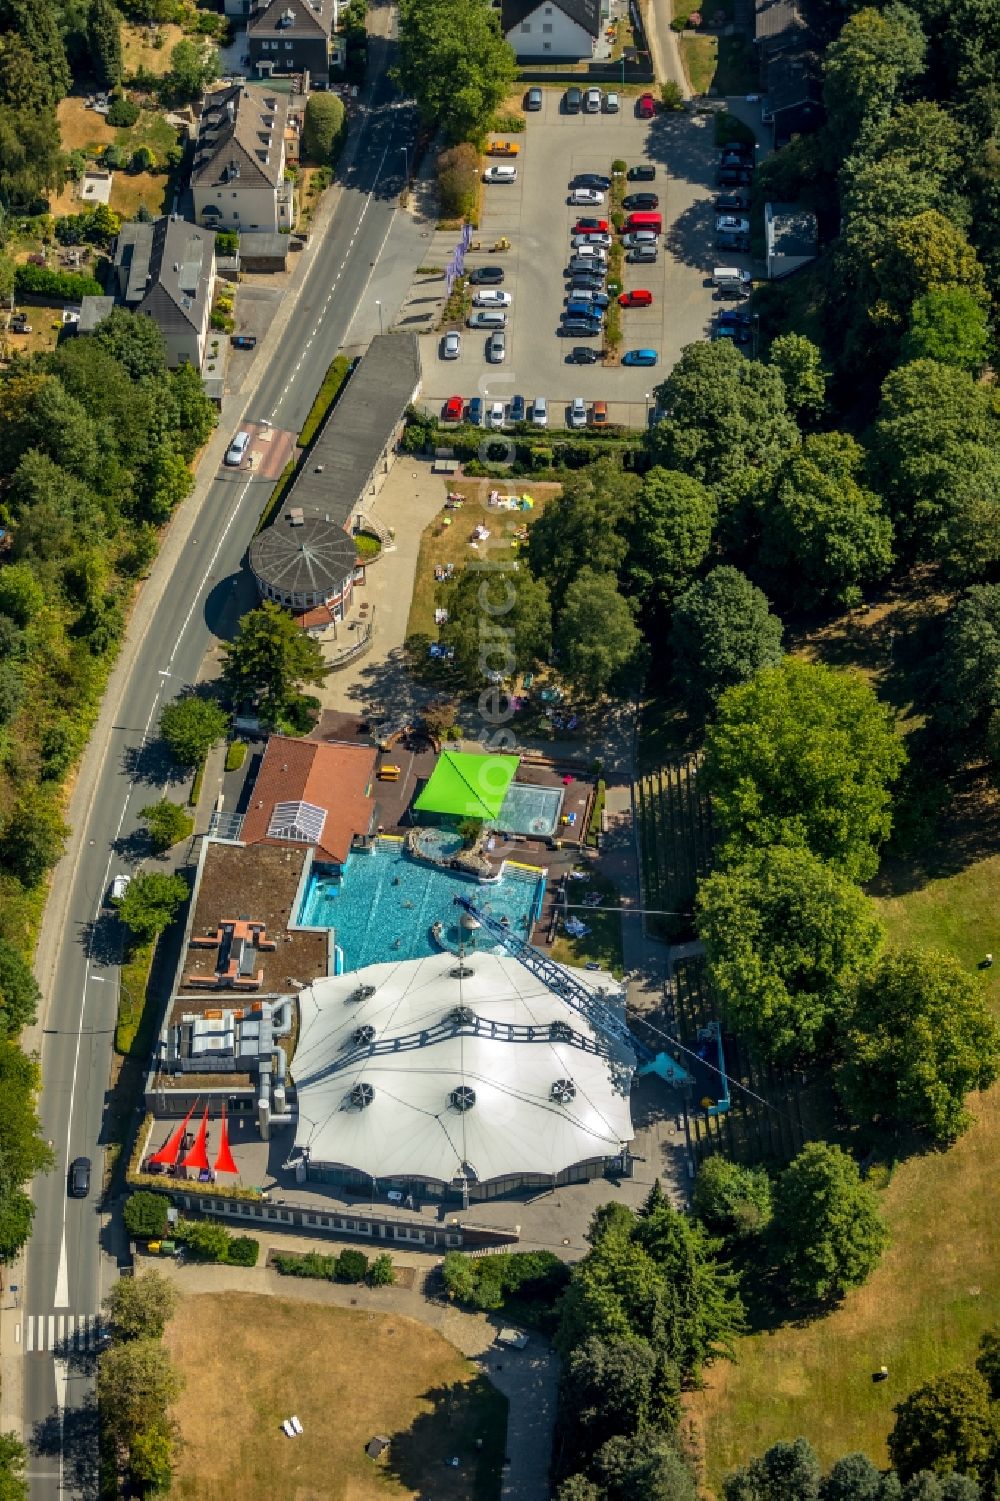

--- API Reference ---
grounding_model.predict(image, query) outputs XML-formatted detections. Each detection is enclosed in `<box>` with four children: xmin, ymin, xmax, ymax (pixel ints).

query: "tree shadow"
<box><xmin>664</xmin><ymin>193</ymin><xmax>723</xmax><ymax>275</ymax></box>
<box><xmin>120</xmin><ymin>737</ymin><xmax>183</xmax><ymax>789</ymax></box>
<box><xmin>383</xmin><ymin>1375</ymin><xmax>508</xmax><ymax>1501</ymax></box>
<box><xmin>30</xmin><ymin>1393</ymin><xmax>100</xmax><ymax>1497</ymax></box>
<box><xmin>203</xmin><ymin>569</ymin><xmax>257</xmax><ymax>643</ymax></box>
<box><xmin>78</xmin><ymin>913</ymin><xmax>124</xmax><ymax>968</ymax></box>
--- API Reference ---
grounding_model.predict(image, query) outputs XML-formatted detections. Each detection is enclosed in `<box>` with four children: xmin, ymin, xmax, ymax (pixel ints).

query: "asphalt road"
<box><xmin>20</xmin><ymin>28</ymin><xmax>421</xmax><ymax>1498</ymax></box>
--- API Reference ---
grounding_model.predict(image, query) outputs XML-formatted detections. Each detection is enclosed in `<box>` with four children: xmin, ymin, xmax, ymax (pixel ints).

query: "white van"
<box><xmin>225</xmin><ymin>430</ymin><xmax>250</xmax><ymax>466</ymax></box>
<box><xmin>483</xmin><ymin>164</ymin><xmax>517</xmax><ymax>184</ymax></box>
<box><xmin>467</xmin><ymin>309</ymin><xmax>508</xmax><ymax>330</ymax></box>
<box><xmin>531</xmin><ymin>396</ymin><xmax>548</xmax><ymax>427</ymax></box>
<box><xmin>713</xmin><ymin>266</ymin><xmax>752</xmax><ymax>297</ymax></box>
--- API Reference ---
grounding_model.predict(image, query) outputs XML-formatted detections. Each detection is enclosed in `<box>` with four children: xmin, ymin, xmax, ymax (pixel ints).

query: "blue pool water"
<box><xmin>297</xmin><ymin>841</ymin><xmax>546</xmax><ymax>971</ymax></box>
<box><xmin>498</xmin><ymin>782</ymin><xmax>565</xmax><ymax>837</ymax></box>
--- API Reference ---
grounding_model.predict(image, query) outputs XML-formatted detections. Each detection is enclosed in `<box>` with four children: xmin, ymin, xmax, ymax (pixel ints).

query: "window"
<box><xmin>542</xmin><ymin>21</ymin><xmax>552</xmax><ymax>29</ymax></box>
<box><xmin>520</xmin><ymin>19</ymin><xmax>530</xmax><ymax>28</ymax></box>
<box><xmin>543</xmin><ymin>39</ymin><xmax>552</xmax><ymax>47</ymax></box>
<box><xmin>285</xmin><ymin>39</ymin><xmax>293</xmax><ymax>47</ymax></box>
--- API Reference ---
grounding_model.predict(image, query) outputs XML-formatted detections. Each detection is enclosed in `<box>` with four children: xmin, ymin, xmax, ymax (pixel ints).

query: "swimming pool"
<box><xmin>497</xmin><ymin>782</ymin><xmax>565</xmax><ymax>838</ymax></box>
<box><xmin>297</xmin><ymin>841</ymin><xmax>546</xmax><ymax>971</ymax></box>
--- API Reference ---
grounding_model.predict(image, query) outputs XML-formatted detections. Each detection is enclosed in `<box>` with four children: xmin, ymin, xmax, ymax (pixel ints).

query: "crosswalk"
<box><xmin>23</xmin><ymin>1312</ymin><xmax>105</xmax><ymax>1355</ymax></box>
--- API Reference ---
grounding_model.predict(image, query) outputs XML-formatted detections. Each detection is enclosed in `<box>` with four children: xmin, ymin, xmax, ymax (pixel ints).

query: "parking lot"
<box><xmin>420</xmin><ymin>93</ymin><xmax>752</xmax><ymax>427</ymax></box>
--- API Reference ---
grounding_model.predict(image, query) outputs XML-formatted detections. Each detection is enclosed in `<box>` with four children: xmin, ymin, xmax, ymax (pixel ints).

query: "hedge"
<box><xmin>299</xmin><ymin>354</ymin><xmax>354</xmax><ymax>447</ymax></box>
<box><xmin>15</xmin><ymin>264</ymin><xmax>102</xmax><ymax>301</ymax></box>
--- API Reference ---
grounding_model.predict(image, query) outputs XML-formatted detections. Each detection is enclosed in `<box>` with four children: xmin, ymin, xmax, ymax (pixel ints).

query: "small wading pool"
<box><xmin>497</xmin><ymin>782</ymin><xmax>565</xmax><ymax>838</ymax></box>
<box><xmin>297</xmin><ymin>841</ymin><xmax>546</xmax><ymax>971</ymax></box>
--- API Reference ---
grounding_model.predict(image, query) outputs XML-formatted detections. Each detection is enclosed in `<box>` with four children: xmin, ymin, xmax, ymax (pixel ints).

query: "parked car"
<box><xmin>487</xmin><ymin>330</ymin><xmax>506</xmax><ymax>362</ymax></box>
<box><xmin>584</xmin><ymin>87</ymin><xmax>602</xmax><ymax>113</ymax></box>
<box><xmin>560</xmin><ymin>318</ymin><xmax>602</xmax><ymax>337</ymax></box>
<box><xmin>488</xmin><ymin>400</ymin><xmax>506</xmax><ymax>428</ymax></box>
<box><xmin>622</xmin><ymin>348</ymin><xmax>659</xmax><ymax>365</ymax></box>
<box><xmin>443</xmin><ymin>395</ymin><xmax>464</xmax><ymax>421</ymax></box>
<box><xmin>467</xmin><ymin>309</ymin><xmax>507</xmax><ymax>329</ymax></box>
<box><xmin>569</xmin><ymin>243</ymin><xmax>608</xmax><ymax>261</ymax></box>
<box><xmin>622</xmin><ymin>231</ymin><xmax>658</xmax><ymax>249</ymax></box>
<box><xmin>717</xmin><ymin>167</ymin><xmax>753</xmax><ymax>187</ymax></box>
<box><xmin>716</xmin><ymin>193</ymin><xmax>748</xmax><ymax>211</ymax></box>
<box><xmin>573</xmin><ymin>217</ymin><xmax>609</xmax><ymax>234</ymax></box>
<box><xmin>571</xmin><ymin>289</ymin><xmax>610</xmax><ymax>309</ymax></box>
<box><xmin>565</xmin><ymin>300</ymin><xmax>604</xmax><ymax>320</ymax></box>
<box><xmin>108</xmin><ymin>873</ymin><xmax>131</xmax><ymax>904</ymax></box>
<box><xmin>569</xmin><ymin>187</ymin><xmax>605</xmax><ymax>205</ymax></box>
<box><xmin>716</xmin><ymin>231</ymin><xmax>750</xmax><ymax>251</ymax></box>
<box><xmin>572</xmin><ymin>232</ymin><xmax>612</xmax><ymax>249</ymax></box>
<box><xmin>628</xmin><ymin>246</ymin><xmax>658</xmax><ymax>264</ymax></box>
<box><xmin>604</xmin><ymin>91</ymin><xmax>620</xmax><ymax>112</ymax></box>
<box><xmin>564</xmin><ymin>86</ymin><xmax>582</xmax><ymax>112</ymax></box>
<box><xmin>472</xmin><ymin>289</ymin><xmax>512</xmax><ymax>307</ymax></box>
<box><xmin>713</xmin><ymin>320</ymin><xmax>750</xmax><ymax>343</ymax></box>
<box><xmin>510</xmin><ymin>394</ymin><xmax>526</xmax><ymax>422</ymax></box>
<box><xmin>467</xmin><ymin>396</ymin><xmax>483</xmax><ymax>425</ymax></box>
<box><xmin>721</xmin><ymin>140</ymin><xmax>754</xmax><ymax>161</ymax></box>
<box><xmin>531</xmin><ymin>396</ymin><xmax>548</xmax><ymax>426</ymax></box>
<box><xmin>718</xmin><ymin>307</ymin><xmax>752</xmax><ymax>327</ymax></box>
<box><xmin>637</xmin><ymin>92</ymin><xmax>656</xmax><ymax>118</ymax></box>
<box><xmin>442</xmin><ymin>330</ymin><xmax>461</xmax><ymax>359</ymax></box>
<box><xmin>224</xmin><ymin>430</ymin><xmax>250</xmax><ymax>466</ymax></box>
<box><xmin>623</xmin><ymin>192</ymin><xmax>659</xmax><ymax>210</ymax></box>
<box><xmin>525</xmin><ymin>87</ymin><xmax>543</xmax><ymax>111</ymax></box>
<box><xmin>573</xmin><ymin>173</ymin><xmax>612</xmax><ymax>190</ymax></box>
<box><xmin>590</xmin><ymin>400</ymin><xmax>608</xmax><ymax>425</ymax></box>
<box><xmin>231</xmin><ymin>333</ymin><xmax>257</xmax><ymax>349</ymax></box>
<box><xmin>483</xmin><ymin>164</ymin><xmax>517</xmax><ymax>183</ymax></box>
<box><xmin>716</xmin><ymin>214</ymin><xmax>751</xmax><ymax>233</ymax></box>
<box><xmin>568</xmin><ymin>346</ymin><xmax>600</xmax><ymax>363</ymax></box>
<box><xmin>569</xmin><ymin>397</ymin><xmax>587</xmax><ymax>428</ymax></box>
<box><xmin>627</xmin><ymin>163</ymin><xmax>656</xmax><ymax>180</ymax></box>
<box><xmin>470</xmin><ymin>265</ymin><xmax>504</xmax><ymax>285</ymax></box>
<box><xmin>489</xmin><ymin>140</ymin><xmax>520</xmax><ymax>156</ymax></box>
<box><xmin>69</xmin><ymin>1157</ymin><xmax>91</xmax><ymax>1199</ymax></box>
<box><xmin>619</xmin><ymin>288</ymin><xmax>653</xmax><ymax>307</ymax></box>
<box><xmin>568</xmin><ymin>257</ymin><xmax>607</xmax><ymax>276</ymax></box>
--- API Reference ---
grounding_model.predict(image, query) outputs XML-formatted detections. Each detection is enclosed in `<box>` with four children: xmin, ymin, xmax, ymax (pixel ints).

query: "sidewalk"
<box><xmin>642</xmin><ymin>0</ymin><xmax>692</xmax><ymax>94</ymax></box>
<box><xmin>145</xmin><ymin>1249</ymin><xmax>558</xmax><ymax>1501</ymax></box>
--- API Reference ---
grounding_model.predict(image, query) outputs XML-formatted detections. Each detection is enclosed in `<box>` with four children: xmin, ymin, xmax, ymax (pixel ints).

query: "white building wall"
<box><xmin>506</xmin><ymin>2</ymin><xmax>595</xmax><ymax>58</ymax></box>
<box><xmin>193</xmin><ymin>182</ymin><xmax>286</xmax><ymax>233</ymax></box>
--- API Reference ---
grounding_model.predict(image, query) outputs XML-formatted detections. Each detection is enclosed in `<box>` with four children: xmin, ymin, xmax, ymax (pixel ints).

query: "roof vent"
<box><xmin>347</xmin><ymin>1081</ymin><xmax>374</xmax><ymax>1109</ymax></box>
<box><xmin>449</xmin><ymin>965</ymin><xmax>474</xmax><ymax>980</ymax></box>
<box><xmin>352</xmin><ymin>1024</ymin><xmax>376</xmax><ymax>1046</ymax></box>
<box><xmin>549</xmin><ymin>1021</ymin><xmax>573</xmax><ymax>1042</ymax></box>
<box><xmin>551</xmin><ymin>1078</ymin><xmax>577</xmax><ymax>1105</ymax></box>
<box><xmin>348</xmin><ymin>983</ymin><xmax>376</xmax><ymax>1003</ymax></box>
<box><xmin>449</xmin><ymin>1006</ymin><xmax>475</xmax><ymax>1026</ymax></box>
<box><xmin>449</xmin><ymin>1085</ymin><xmax>476</xmax><ymax>1113</ymax></box>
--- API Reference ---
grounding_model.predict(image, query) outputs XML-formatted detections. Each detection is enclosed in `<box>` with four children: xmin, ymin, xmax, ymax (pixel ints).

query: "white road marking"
<box><xmin>23</xmin><ymin>1312</ymin><xmax>100</xmax><ymax>1353</ymax></box>
<box><xmin>167</xmin><ymin>472</ymin><xmax>257</xmax><ymax>667</ymax></box>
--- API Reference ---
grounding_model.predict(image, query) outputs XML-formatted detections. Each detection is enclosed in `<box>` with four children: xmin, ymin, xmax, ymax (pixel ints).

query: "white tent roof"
<box><xmin>292</xmin><ymin>951</ymin><xmax>636</xmax><ymax>1186</ymax></box>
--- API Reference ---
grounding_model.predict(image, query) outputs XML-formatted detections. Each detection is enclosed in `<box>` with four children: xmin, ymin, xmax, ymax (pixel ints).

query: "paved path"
<box><xmin>642</xmin><ymin>0</ymin><xmax>692</xmax><ymax>94</ymax></box>
<box><xmin>143</xmin><ymin>1248</ymin><xmax>557</xmax><ymax>1501</ymax></box>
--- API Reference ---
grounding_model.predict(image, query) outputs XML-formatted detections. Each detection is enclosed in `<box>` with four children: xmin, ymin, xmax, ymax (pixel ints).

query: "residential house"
<box><xmin>500</xmin><ymin>0</ymin><xmax>601</xmax><ymax>60</ymax></box>
<box><xmin>192</xmin><ymin>83</ymin><xmax>293</xmax><ymax>234</ymax></box>
<box><xmin>762</xmin><ymin>50</ymin><xmax>824</xmax><ymax>146</ymax></box>
<box><xmin>81</xmin><ymin>216</ymin><xmax>215</xmax><ymax>369</ymax></box>
<box><xmin>764</xmin><ymin>201</ymin><xmax>818</xmax><ymax>279</ymax></box>
<box><xmin>754</xmin><ymin>0</ymin><xmax>810</xmax><ymax>63</ymax></box>
<box><xmin>248</xmin><ymin>0</ymin><xmax>336</xmax><ymax>79</ymax></box>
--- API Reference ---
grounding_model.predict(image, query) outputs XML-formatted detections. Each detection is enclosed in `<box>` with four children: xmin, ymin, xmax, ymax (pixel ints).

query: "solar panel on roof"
<box><xmin>267</xmin><ymin>800</ymin><xmax>327</xmax><ymax>845</ymax></box>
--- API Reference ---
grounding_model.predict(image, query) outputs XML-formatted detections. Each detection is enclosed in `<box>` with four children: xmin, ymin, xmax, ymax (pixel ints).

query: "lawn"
<box><xmin>405</xmin><ymin>478</ymin><xmax>561</xmax><ymax>643</ymax></box>
<box><xmin>110</xmin><ymin>170</ymin><xmax>171</xmax><ymax>220</ymax></box>
<box><xmin>550</xmin><ymin>867</ymin><xmax>626</xmax><ymax>976</ymax></box>
<box><xmin>164</xmin><ymin>1292</ymin><xmax>508</xmax><ymax>1501</ymax></box>
<box><xmin>121</xmin><ymin>20</ymin><xmax>186</xmax><ymax>75</ymax></box>
<box><xmin>679</xmin><ymin>32</ymin><xmax>758</xmax><ymax>95</ymax></box>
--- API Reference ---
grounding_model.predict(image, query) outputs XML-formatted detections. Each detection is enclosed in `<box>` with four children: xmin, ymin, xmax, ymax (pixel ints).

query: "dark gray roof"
<box><xmin>192</xmin><ymin>84</ymin><xmax>288</xmax><ymax>192</ymax></box>
<box><xmin>237</xmin><ymin>231</ymin><xmax>290</xmax><ymax>260</ymax></box>
<box><xmin>765</xmin><ymin>201</ymin><xmax>819</xmax><ymax>258</ymax></box>
<box><xmin>77</xmin><ymin>296</ymin><xmax>115</xmax><ymax>333</ymax></box>
<box><xmin>114</xmin><ymin>217</ymin><xmax>214</xmax><ymax>333</ymax></box>
<box><xmin>755</xmin><ymin>0</ymin><xmax>809</xmax><ymax>49</ymax></box>
<box><xmin>249</xmin><ymin>513</ymin><xmax>357</xmax><ymax>597</ymax></box>
<box><xmin>502</xmin><ymin>0</ymin><xmax>601</xmax><ymax>37</ymax></box>
<box><xmin>249</xmin><ymin>0</ymin><xmax>334</xmax><ymax>39</ymax></box>
<box><xmin>282</xmin><ymin>333</ymin><xmax>422</xmax><ymax>528</ymax></box>
<box><xmin>766</xmin><ymin>50</ymin><xmax>823</xmax><ymax>114</ymax></box>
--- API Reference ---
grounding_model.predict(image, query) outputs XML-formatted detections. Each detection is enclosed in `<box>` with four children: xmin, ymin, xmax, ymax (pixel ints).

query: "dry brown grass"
<box><xmin>164</xmin><ymin>1291</ymin><xmax>506</xmax><ymax>1501</ymax></box>
<box><xmin>122</xmin><ymin>21</ymin><xmax>186</xmax><ymax>75</ymax></box>
<box><xmin>58</xmin><ymin>96</ymin><xmax>117</xmax><ymax>154</ymax></box>
<box><xmin>109</xmin><ymin>170</ymin><xmax>171</xmax><ymax>219</ymax></box>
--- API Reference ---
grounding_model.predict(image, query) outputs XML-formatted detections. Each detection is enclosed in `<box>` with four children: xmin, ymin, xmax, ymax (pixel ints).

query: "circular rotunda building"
<box><xmin>249</xmin><ymin>509</ymin><xmax>358</xmax><ymax>620</ymax></box>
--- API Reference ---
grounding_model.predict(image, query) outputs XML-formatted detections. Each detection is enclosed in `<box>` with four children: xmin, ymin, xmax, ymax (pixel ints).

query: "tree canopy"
<box><xmin>115</xmin><ymin>871</ymin><xmax>188</xmax><ymax>941</ymax></box>
<box><xmin>888</xmin><ymin>1370</ymin><xmax>997</xmax><ymax>1482</ymax></box>
<box><xmin>692</xmin><ymin>1156</ymin><xmax>773</xmax><ymax>1240</ymax></box>
<box><xmin>303</xmin><ymin>92</ymin><xmax>346</xmax><ymax>163</ymax></box>
<box><xmin>702</xmin><ymin>659</ymin><xmax>906</xmax><ymax>881</ymax></box>
<box><xmin>625</xmin><ymin>467</ymin><xmax>717</xmax><ymax>622</ymax></box>
<box><xmin>440</xmin><ymin>566</ymin><xmax>552</xmax><ymax>688</ymax></box>
<box><xmin>221</xmin><ymin>603</ymin><xmax>326</xmax><ymax>726</ymax></box>
<box><xmin>104</xmin><ymin>1269</ymin><xmax>178</xmax><ymax>1343</ymax></box>
<box><xmin>159</xmin><ymin>694</ymin><xmax>229</xmax><ymax>769</ymax></box>
<box><xmin>0</xmin><ymin>938</ymin><xmax>39</xmax><ymax>1041</ymax></box>
<box><xmin>936</xmin><ymin>584</ymin><xmax>1000</xmax><ymax>757</ymax></box>
<box><xmin>901</xmin><ymin>288</ymin><xmax>990</xmax><ymax>370</ymax></box>
<box><xmin>395</xmin><ymin>0</ymin><xmax>517</xmax><ymax>143</ymax></box>
<box><xmin>698</xmin><ymin>842</ymin><xmax>885</xmax><ymax>1063</ymax></box>
<box><xmin>528</xmin><ymin>459</ymin><xmax>636</xmax><ymax>612</ymax></box>
<box><xmin>556</xmin><ymin>569</ymin><xmax>642</xmax><ymax>697</ymax></box>
<box><xmin>771</xmin><ymin>1143</ymin><xmax>889</xmax><ymax>1302</ymax></box>
<box><xmin>837</xmin><ymin>948</ymin><xmax>1000</xmax><ymax>1140</ymax></box>
<box><xmin>670</xmin><ymin>566</ymin><xmax>784</xmax><ymax>719</ymax></box>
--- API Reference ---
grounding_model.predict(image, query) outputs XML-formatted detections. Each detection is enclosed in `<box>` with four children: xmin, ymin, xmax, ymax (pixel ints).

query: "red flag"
<box><xmin>148</xmin><ymin>1105</ymin><xmax>195</xmax><ymax>1167</ymax></box>
<box><xmin>213</xmin><ymin>1104</ymin><xmax>238</xmax><ymax>1176</ymax></box>
<box><xmin>181</xmin><ymin>1106</ymin><xmax>210</xmax><ymax>1172</ymax></box>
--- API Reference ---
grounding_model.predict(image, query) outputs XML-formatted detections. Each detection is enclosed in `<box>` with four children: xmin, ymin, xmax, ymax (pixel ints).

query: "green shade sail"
<box><xmin>413</xmin><ymin>751</ymin><xmax>520</xmax><ymax>821</ymax></box>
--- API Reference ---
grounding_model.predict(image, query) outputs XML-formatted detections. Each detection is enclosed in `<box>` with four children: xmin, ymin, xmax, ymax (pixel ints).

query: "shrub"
<box><xmin>611</xmin><ymin>158</ymin><xmax>627</xmax><ymax>174</ymax></box>
<box><xmin>491</xmin><ymin>110</ymin><xmax>525</xmax><ymax>133</ymax></box>
<box><xmin>224</xmin><ymin>740</ymin><xmax>247</xmax><ymax>772</ymax></box>
<box><xmin>177</xmin><ymin>1217</ymin><xmax>231</xmax><ymax>1262</ymax></box>
<box><xmin>123</xmin><ymin>1191</ymin><xmax>169</xmax><ymax>1239</ymax></box>
<box><xmin>131</xmin><ymin>146</ymin><xmax>156</xmax><ymax>172</ymax></box>
<box><xmin>107</xmin><ymin>95</ymin><xmax>140</xmax><ymax>127</ymax></box>
<box><xmin>14</xmin><ymin>264</ymin><xmax>103</xmax><ymax>300</ymax></box>
<box><xmin>660</xmin><ymin>81</ymin><xmax>685</xmax><ymax>109</ymax></box>
<box><xmin>336</xmin><ymin>1248</ymin><xmax>369</xmax><ymax>1283</ymax></box>
<box><xmin>274</xmin><ymin>1251</ymin><xmax>337</xmax><ymax>1278</ymax></box>
<box><xmin>442</xmin><ymin>1249</ymin><xmax>569</xmax><ymax>1312</ymax></box>
<box><xmin>368</xmin><ymin>1253</ymin><xmax>396</xmax><ymax>1287</ymax></box>
<box><xmin>437</xmin><ymin>143</ymin><xmax>479</xmax><ymax>220</ymax></box>
<box><xmin>215</xmin><ymin>230</ymin><xmax>239</xmax><ymax>256</ymax></box>
<box><xmin>226</xmin><ymin>1236</ymin><xmax>260</xmax><ymax>1267</ymax></box>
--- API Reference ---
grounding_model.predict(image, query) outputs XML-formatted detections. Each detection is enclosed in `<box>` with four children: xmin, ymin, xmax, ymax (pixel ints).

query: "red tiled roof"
<box><xmin>241</xmin><ymin>735</ymin><xmax>377</xmax><ymax>864</ymax></box>
<box><xmin>294</xmin><ymin>603</ymin><xmax>335</xmax><ymax>630</ymax></box>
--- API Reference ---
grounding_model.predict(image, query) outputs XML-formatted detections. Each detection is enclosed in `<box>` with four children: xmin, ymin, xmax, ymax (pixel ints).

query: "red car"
<box><xmin>619</xmin><ymin>289</ymin><xmax>653</xmax><ymax>307</ymax></box>
<box><xmin>442</xmin><ymin>396</ymin><xmax>463</xmax><ymax>422</ymax></box>
<box><xmin>637</xmin><ymin>92</ymin><xmax>656</xmax><ymax>119</ymax></box>
<box><xmin>573</xmin><ymin>217</ymin><xmax>609</xmax><ymax>235</ymax></box>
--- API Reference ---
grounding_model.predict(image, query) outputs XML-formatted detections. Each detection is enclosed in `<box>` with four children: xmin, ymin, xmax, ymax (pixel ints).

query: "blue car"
<box><xmin>467</xmin><ymin>396</ymin><xmax>483</xmax><ymax>425</ymax></box>
<box><xmin>621</xmin><ymin>348</ymin><xmax>659</xmax><ymax>366</ymax></box>
<box><xmin>565</xmin><ymin>300</ymin><xmax>603</xmax><ymax>321</ymax></box>
<box><xmin>509</xmin><ymin>394</ymin><xmax>526</xmax><ymax>422</ymax></box>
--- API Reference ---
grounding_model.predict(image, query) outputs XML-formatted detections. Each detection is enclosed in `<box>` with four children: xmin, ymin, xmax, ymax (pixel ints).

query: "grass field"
<box><xmin>122</xmin><ymin>21</ymin><xmax>186</xmax><ymax>75</ymax></box>
<box><xmin>549</xmin><ymin>868</ymin><xmax>625</xmax><ymax>976</ymax></box>
<box><xmin>164</xmin><ymin>1292</ymin><xmax>507</xmax><ymax>1501</ymax></box>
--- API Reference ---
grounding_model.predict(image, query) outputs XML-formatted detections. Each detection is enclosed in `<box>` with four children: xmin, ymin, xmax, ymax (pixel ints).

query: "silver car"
<box><xmin>442</xmin><ymin>330</ymin><xmax>461</xmax><ymax>359</ymax></box>
<box><xmin>584</xmin><ymin>87</ymin><xmax>602</xmax><ymax>113</ymax></box>
<box><xmin>487</xmin><ymin>330</ymin><xmax>506</xmax><ymax>363</ymax></box>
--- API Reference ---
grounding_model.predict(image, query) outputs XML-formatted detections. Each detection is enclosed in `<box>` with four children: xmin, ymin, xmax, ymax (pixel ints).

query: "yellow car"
<box><xmin>489</xmin><ymin>141</ymin><xmax>521</xmax><ymax>157</ymax></box>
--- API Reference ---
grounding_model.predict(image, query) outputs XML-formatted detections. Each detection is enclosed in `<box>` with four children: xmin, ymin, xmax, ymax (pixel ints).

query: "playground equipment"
<box><xmin>453</xmin><ymin>895</ymin><xmax>731</xmax><ymax>1116</ymax></box>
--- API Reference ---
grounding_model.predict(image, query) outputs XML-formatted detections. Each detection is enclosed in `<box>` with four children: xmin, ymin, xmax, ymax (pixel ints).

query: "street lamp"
<box><xmin>400</xmin><ymin>145</ymin><xmax>409</xmax><ymax>182</ymax></box>
<box><xmin>375</xmin><ymin>299</ymin><xmax>383</xmax><ymax>336</ymax></box>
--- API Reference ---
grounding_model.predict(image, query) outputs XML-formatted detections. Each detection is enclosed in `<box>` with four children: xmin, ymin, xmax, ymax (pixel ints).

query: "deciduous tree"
<box><xmin>104</xmin><ymin>1269</ymin><xmax>178</xmax><ymax>1342</ymax></box>
<box><xmin>556</xmin><ymin>569</ymin><xmax>642</xmax><ymax>696</ymax></box>
<box><xmin>221</xmin><ymin>603</ymin><xmax>327</xmax><ymax>724</ymax></box>
<box><xmin>772</xmin><ymin>1143</ymin><xmax>888</xmax><ymax>1303</ymax></box>
<box><xmin>0</xmin><ymin>788</ymin><xmax>69</xmax><ymax>889</ymax></box>
<box><xmin>527</xmin><ymin>459</ymin><xmax>636</xmax><ymax>612</ymax></box>
<box><xmin>0</xmin><ymin>1432</ymin><xmax>27</xmax><ymax>1501</ymax></box>
<box><xmin>936</xmin><ymin>585</ymin><xmax>1000</xmax><ymax>751</ymax></box>
<box><xmin>838</xmin><ymin>948</ymin><xmax>1000</xmax><ymax>1140</ymax></box>
<box><xmin>115</xmin><ymin>872</ymin><xmax>188</xmax><ymax>941</ymax></box>
<box><xmin>769</xmin><ymin>333</ymin><xmax>827</xmax><ymax>423</ymax></box>
<box><xmin>168</xmin><ymin>37</ymin><xmax>219</xmax><ymax>100</ymax></box>
<box><xmin>0</xmin><ymin>938</ymin><xmax>40</xmax><ymax>1040</ymax></box>
<box><xmin>439</xmin><ymin>567</ymin><xmax>552</xmax><ymax>691</ymax></box>
<box><xmin>302</xmin><ymin>92</ymin><xmax>345</xmax><ymax>163</ymax></box>
<box><xmin>697</xmin><ymin>843</ymin><xmax>885</xmax><ymax>1063</ymax></box>
<box><xmin>625</xmin><ymin>467</ymin><xmax>716</xmax><ymax>621</ymax></box>
<box><xmin>98</xmin><ymin>1337</ymin><xmax>182</xmax><ymax>1449</ymax></box>
<box><xmin>902</xmin><ymin>287</ymin><xmax>990</xmax><ymax>370</ymax></box>
<box><xmin>693</xmin><ymin>1156</ymin><xmax>773</xmax><ymax>1239</ymax></box>
<box><xmin>139</xmin><ymin>799</ymin><xmax>193</xmax><ymax>853</ymax></box>
<box><xmin>822</xmin><ymin>4</ymin><xmax>926</xmax><ymax>149</ymax></box>
<box><xmin>702</xmin><ymin>659</ymin><xmax>905</xmax><ymax>881</ymax></box>
<box><xmin>724</xmin><ymin>1437</ymin><xmax>822</xmax><ymax>1501</ymax></box>
<box><xmin>395</xmin><ymin>0</ymin><xmax>517</xmax><ymax>142</ymax></box>
<box><xmin>670</xmin><ymin>566</ymin><xmax>784</xmax><ymax>718</ymax></box>
<box><xmin>159</xmin><ymin>695</ymin><xmax>228</xmax><ymax>769</ymax></box>
<box><xmin>889</xmin><ymin>1370</ymin><xmax>997</xmax><ymax>1481</ymax></box>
